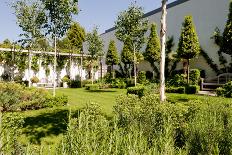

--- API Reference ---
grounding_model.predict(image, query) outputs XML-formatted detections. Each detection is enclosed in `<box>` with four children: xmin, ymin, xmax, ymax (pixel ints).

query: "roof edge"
<box><xmin>101</xmin><ymin>0</ymin><xmax>190</xmax><ymax>35</ymax></box>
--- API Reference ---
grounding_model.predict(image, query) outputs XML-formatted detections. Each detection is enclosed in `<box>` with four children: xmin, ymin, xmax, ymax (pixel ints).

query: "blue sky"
<box><xmin>0</xmin><ymin>0</ymin><xmax>175</xmax><ymax>42</ymax></box>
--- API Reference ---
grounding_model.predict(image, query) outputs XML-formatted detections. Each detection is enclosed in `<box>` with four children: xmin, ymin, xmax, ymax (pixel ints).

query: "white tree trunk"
<box><xmin>133</xmin><ymin>44</ymin><xmax>137</xmax><ymax>86</ymax></box>
<box><xmin>28</xmin><ymin>50</ymin><xmax>32</xmax><ymax>88</ymax></box>
<box><xmin>160</xmin><ymin>0</ymin><xmax>167</xmax><ymax>102</ymax></box>
<box><xmin>53</xmin><ymin>36</ymin><xmax>57</xmax><ymax>97</ymax></box>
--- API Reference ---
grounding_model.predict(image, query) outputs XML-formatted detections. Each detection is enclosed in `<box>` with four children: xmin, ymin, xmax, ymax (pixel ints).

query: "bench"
<box><xmin>201</xmin><ymin>73</ymin><xmax>232</xmax><ymax>90</ymax></box>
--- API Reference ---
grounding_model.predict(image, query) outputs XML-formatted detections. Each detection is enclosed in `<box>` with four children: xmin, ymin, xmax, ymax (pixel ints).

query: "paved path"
<box><xmin>198</xmin><ymin>91</ymin><xmax>217</xmax><ymax>96</ymax></box>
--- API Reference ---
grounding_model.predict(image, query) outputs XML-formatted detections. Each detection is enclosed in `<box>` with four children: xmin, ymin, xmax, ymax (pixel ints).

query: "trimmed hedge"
<box><xmin>166</xmin><ymin>87</ymin><xmax>185</xmax><ymax>94</ymax></box>
<box><xmin>127</xmin><ymin>86</ymin><xmax>145</xmax><ymax>98</ymax></box>
<box><xmin>68</xmin><ymin>80</ymin><xmax>81</xmax><ymax>88</ymax></box>
<box><xmin>85</xmin><ymin>84</ymin><xmax>99</xmax><ymax>91</ymax></box>
<box><xmin>185</xmin><ymin>85</ymin><xmax>200</xmax><ymax>94</ymax></box>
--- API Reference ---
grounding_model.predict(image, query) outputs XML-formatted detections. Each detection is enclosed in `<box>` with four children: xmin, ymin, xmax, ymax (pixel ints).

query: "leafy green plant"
<box><xmin>127</xmin><ymin>85</ymin><xmax>145</xmax><ymax>98</ymax></box>
<box><xmin>166</xmin><ymin>87</ymin><xmax>185</xmax><ymax>94</ymax></box>
<box><xmin>189</xmin><ymin>69</ymin><xmax>201</xmax><ymax>85</ymax></box>
<box><xmin>85</xmin><ymin>84</ymin><xmax>99</xmax><ymax>91</ymax></box>
<box><xmin>216</xmin><ymin>81</ymin><xmax>232</xmax><ymax>98</ymax></box>
<box><xmin>30</xmin><ymin>76</ymin><xmax>39</xmax><ymax>84</ymax></box>
<box><xmin>137</xmin><ymin>71</ymin><xmax>148</xmax><ymax>85</ymax></box>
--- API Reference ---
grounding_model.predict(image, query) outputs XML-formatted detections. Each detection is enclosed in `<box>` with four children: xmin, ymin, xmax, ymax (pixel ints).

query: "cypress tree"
<box><xmin>106</xmin><ymin>40</ymin><xmax>119</xmax><ymax>78</ymax></box>
<box><xmin>121</xmin><ymin>38</ymin><xmax>133</xmax><ymax>78</ymax></box>
<box><xmin>220</xmin><ymin>0</ymin><xmax>232</xmax><ymax>56</ymax></box>
<box><xmin>144</xmin><ymin>23</ymin><xmax>161</xmax><ymax>76</ymax></box>
<box><xmin>177</xmin><ymin>15</ymin><xmax>200</xmax><ymax>83</ymax></box>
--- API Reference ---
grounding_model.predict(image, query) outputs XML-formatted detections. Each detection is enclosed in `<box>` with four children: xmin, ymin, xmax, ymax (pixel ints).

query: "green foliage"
<box><xmin>86</xmin><ymin>27</ymin><xmax>103</xmax><ymax>60</ymax></box>
<box><xmin>0</xmin><ymin>82</ymin><xmax>67</xmax><ymax>112</ymax></box>
<box><xmin>166</xmin><ymin>36</ymin><xmax>179</xmax><ymax>78</ymax></box>
<box><xmin>127</xmin><ymin>85</ymin><xmax>145</xmax><ymax>98</ymax></box>
<box><xmin>41</xmin><ymin>0</ymin><xmax>78</xmax><ymax>38</ymax></box>
<box><xmin>61</xmin><ymin>75</ymin><xmax>70</xmax><ymax>83</ymax></box>
<box><xmin>185</xmin><ymin>85</ymin><xmax>200</xmax><ymax>94</ymax></box>
<box><xmin>67</xmin><ymin>22</ymin><xmax>86</xmax><ymax>52</ymax></box>
<box><xmin>220</xmin><ymin>1</ymin><xmax>232</xmax><ymax>56</ymax></box>
<box><xmin>166</xmin><ymin>87</ymin><xmax>185</xmax><ymax>94</ymax></box>
<box><xmin>106</xmin><ymin>40</ymin><xmax>119</xmax><ymax>66</ymax></box>
<box><xmin>12</xmin><ymin>0</ymin><xmax>46</xmax><ymax>48</ymax></box>
<box><xmin>167</xmin><ymin>74</ymin><xmax>186</xmax><ymax>87</ymax></box>
<box><xmin>189</xmin><ymin>69</ymin><xmax>200</xmax><ymax>85</ymax></box>
<box><xmin>68</xmin><ymin>80</ymin><xmax>81</xmax><ymax>88</ymax></box>
<box><xmin>85</xmin><ymin>84</ymin><xmax>99</xmax><ymax>91</ymax></box>
<box><xmin>144</xmin><ymin>23</ymin><xmax>160</xmax><ymax>66</ymax></box>
<box><xmin>30</xmin><ymin>76</ymin><xmax>39</xmax><ymax>83</ymax></box>
<box><xmin>1</xmin><ymin>113</ymin><xmax>24</xmax><ymax>154</ymax></box>
<box><xmin>177</xmin><ymin>16</ymin><xmax>200</xmax><ymax>60</ymax></box>
<box><xmin>216</xmin><ymin>81</ymin><xmax>232</xmax><ymax>98</ymax></box>
<box><xmin>115</xmin><ymin>3</ymin><xmax>148</xmax><ymax>50</ymax></box>
<box><xmin>31</xmin><ymin>55</ymin><xmax>39</xmax><ymax>73</ymax></box>
<box><xmin>137</xmin><ymin>71</ymin><xmax>147</xmax><ymax>84</ymax></box>
<box><xmin>121</xmin><ymin>38</ymin><xmax>133</xmax><ymax>65</ymax></box>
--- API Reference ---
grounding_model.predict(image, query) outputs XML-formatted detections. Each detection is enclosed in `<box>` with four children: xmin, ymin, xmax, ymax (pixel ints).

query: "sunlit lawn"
<box><xmin>55</xmin><ymin>88</ymin><xmax>127</xmax><ymax>114</ymax></box>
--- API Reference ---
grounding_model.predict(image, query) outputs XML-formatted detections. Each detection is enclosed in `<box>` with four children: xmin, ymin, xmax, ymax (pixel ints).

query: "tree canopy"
<box><xmin>177</xmin><ymin>16</ymin><xmax>200</xmax><ymax>60</ymax></box>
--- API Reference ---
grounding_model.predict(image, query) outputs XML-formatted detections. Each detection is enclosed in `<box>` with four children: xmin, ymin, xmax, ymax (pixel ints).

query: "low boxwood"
<box><xmin>127</xmin><ymin>86</ymin><xmax>145</xmax><ymax>98</ymax></box>
<box><xmin>85</xmin><ymin>84</ymin><xmax>99</xmax><ymax>91</ymax></box>
<box><xmin>166</xmin><ymin>87</ymin><xmax>185</xmax><ymax>94</ymax></box>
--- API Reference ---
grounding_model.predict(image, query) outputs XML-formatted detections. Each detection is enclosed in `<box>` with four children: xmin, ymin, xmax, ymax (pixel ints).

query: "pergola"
<box><xmin>0</xmin><ymin>47</ymin><xmax>90</xmax><ymax>89</ymax></box>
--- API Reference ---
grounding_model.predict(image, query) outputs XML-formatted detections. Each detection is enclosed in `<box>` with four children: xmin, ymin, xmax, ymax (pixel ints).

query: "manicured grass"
<box><xmin>55</xmin><ymin>88</ymin><xmax>127</xmax><ymax>114</ymax></box>
<box><xmin>17</xmin><ymin>89</ymin><xmax>231</xmax><ymax>148</ymax></box>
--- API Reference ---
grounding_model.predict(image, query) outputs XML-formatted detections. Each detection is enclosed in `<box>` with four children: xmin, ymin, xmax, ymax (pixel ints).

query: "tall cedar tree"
<box><xmin>177</xmin><ymin>16</ymin><xmax>200</xmax><ymax>83</ymax></box>
<box><xmin>144</xmin><ymin>23</ymin><xmax>160</xmax><ymax>76</ymax></box>
<box><xmin>106</xmin><ymin>40</ymin><xmax>119</xmax><ymax>78</ymax></box>
<box><xmin>221</xmin><ymin>1</ymin><xmax>232</xmax><ymax>56</ymax></box>
<box><xmin>67</xmin><ymin>22</ymin><xmax>86</xmax><ymax>52</ymax></box>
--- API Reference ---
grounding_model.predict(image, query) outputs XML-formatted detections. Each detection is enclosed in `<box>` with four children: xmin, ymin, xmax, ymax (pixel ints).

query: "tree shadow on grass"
<box><xmin>23</xmin><ymin>109</ymin><xmax>69</xmax><ymax>144</ymax></box>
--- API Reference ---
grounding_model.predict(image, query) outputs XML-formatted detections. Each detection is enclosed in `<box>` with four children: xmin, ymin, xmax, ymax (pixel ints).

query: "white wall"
<box><xmin>100</xmin><ymin>0</ymin><xmax>230</xmax><ymax>78</ymax></box>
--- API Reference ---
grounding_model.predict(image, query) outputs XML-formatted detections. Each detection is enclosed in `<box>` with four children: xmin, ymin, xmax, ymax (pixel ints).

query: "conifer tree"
<box><xmin>121</xmin><ymin>38</ymin><xmax>133</xmax><ymax>78</ymax></box>
<box><xmin>177</xmin><ymin>15</ymin><xmax>200</xmax><ymax>83</ymax></box>
<box><xmin>106</xmin><ymin>40</ymin><xmax>119</xmax><ymax>78</ymax></box>
<box><xmin>144</xmin><ymin>23</ymin><xmax>160</xmax><ymax>76</ymax></box>
<box><xmin>220</xmin><ymin>0</ymin><xmax>232</xmax><ymax>56</ymax></box>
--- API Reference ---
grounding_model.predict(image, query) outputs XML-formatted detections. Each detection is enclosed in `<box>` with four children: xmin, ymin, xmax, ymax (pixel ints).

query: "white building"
<box><xmin>99</xmin><ymin>0</ymin><xmax>230</xmax><ymax>78</ymax></box>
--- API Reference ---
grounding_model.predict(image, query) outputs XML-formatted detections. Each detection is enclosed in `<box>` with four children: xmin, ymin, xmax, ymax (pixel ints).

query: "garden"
<box><xmin>0</xmin><ymin>0</ymin><xmax>232</xmax><ymax>154</ymax></box>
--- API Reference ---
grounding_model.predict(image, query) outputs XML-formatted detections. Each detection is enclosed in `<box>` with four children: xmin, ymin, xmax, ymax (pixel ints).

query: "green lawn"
<box><xmin>18</xmin><ymin>88</ymin><xmax>231</xmax><ymax>147</ymax></box>
<box><xmin>55</xmin><ymin>88</ymin><xmax>127</xmax><ymax>114</ymax></box>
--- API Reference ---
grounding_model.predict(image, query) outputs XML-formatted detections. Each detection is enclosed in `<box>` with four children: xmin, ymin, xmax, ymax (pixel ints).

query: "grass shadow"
<box><xmin>23</xmin><ymin>109</ymin><xmax>69</xmax><ymax>144</ymax></box>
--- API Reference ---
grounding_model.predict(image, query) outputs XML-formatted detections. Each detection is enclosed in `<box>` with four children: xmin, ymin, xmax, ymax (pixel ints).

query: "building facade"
<box><xmin>100</xmin><ymin>0</ymin><xmax>230</xmax><ymax>78</ymax></box>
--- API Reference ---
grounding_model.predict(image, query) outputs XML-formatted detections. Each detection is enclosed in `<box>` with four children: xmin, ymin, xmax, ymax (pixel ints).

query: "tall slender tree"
<box><xmin>144</xmin><ymin>23</ymin><xmax>160</xmax><ymax>77</ymax></box>
<box><xmin>177</xmin><ymin>15</ymin><xmax>200</xmax><ymax>83</ymax></box>
<box><xmin>106</xmin><ymin>40</ymin><xmax>119</xmax><ymax>79</ymax></box>
<box><xmin>12</xmin><ymin>0</ymin><xmax>46</xmax><ymax>87</ymax></box>
<box><xmin>86</xmin><ymin>28</ymin><xmax>103</xmax><ymax>84</ymax></box>
<box><xmin>160</xmin><ymin>0</ymin><xmax>167</xmax><ymax>102</ymax></box>
<box><xmin>115</xmin><ymin>3</ymin><xmax>148</xmax><ymax>86</ymax></box>
<box><xmin>41</xmin><ymin>0</ymin><xmax>78</xmax><ymax>96</ymax></box>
